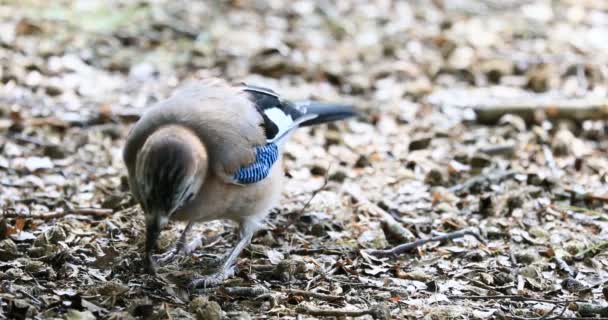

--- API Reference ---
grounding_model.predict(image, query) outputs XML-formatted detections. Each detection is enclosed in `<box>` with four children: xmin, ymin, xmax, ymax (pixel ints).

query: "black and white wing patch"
<box><xmin>242</xmin><ymin>84</ymin><xmax>317</xmax><ymax>144</ymax></box>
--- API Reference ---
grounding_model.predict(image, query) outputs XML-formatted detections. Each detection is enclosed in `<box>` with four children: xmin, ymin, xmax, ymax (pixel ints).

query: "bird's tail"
<box><xmin>296</xmin><ymin>101</ymin><xmax>358</xmax><ymax>127</ymax></box>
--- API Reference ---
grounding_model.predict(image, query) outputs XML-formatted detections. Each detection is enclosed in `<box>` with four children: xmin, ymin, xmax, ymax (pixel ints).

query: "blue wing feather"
<box><xmin>233</xmin><ymin>143</ymin><xmax>279</xmax><ymax>184</ymax></box>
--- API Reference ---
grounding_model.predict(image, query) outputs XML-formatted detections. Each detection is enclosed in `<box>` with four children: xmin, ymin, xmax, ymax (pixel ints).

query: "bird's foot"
<box><xmin>189</xmin><ymin>265</ymin><xmax>236</xmax><ymax>289</ymax></box>
<box><xmin>154</xmin><ymin>236</ymin><xmax>203</xmax><ymax>265</ymax></box>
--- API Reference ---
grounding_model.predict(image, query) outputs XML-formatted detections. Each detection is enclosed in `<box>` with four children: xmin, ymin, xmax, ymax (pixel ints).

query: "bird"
<box><xmin>123</xmin><ymin>78</ymin><xmax>356</xmax><ymax>287</ymax></box>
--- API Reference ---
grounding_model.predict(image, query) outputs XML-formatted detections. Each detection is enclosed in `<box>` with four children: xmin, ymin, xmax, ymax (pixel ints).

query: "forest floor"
<box><xmin>1</xmin><ymin>0</ymin><xmax>608</xmax><ymax>319</ymax></box>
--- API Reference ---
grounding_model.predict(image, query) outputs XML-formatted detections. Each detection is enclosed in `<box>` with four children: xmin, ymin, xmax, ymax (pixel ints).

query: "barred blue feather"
<box><xmin>233</xmin><ymin>143</ymin><xmax>279</xmax><ymax>184</ymax></box>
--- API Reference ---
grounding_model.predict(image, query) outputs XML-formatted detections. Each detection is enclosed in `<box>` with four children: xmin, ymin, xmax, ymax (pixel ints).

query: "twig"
<box><xmin>448</xmin><ymin>169</ymin><xmax>517</xmax><ymax>194</ymax></box>
<box><xmin>573</xmin><ymin>302</ymin><xmax>608</xmax><ymax>317</ymax></box>
<box><xmin>508</xmin><ymin>303</ymin><xmax>568</xmax><ymax>320</ymax></box>
<box><xmin>427</xmin><ymin>87</ymin><xmax>608</xmax><ymax>124</ymax></box>
<box><xmin>574</xmin><ymin>241</ymin><xmax>608</xmax><ymax>261</ymax></box>
<box><xmin>549</xmin><ymin>204</ymin><xmax>608</xmax><ymax>221</ymax></box>
<box><xmin>295</xmin><ymin>304</ymin><xmax>389</xmax><ymax>319</ymax></box>
<box><xmin>448</xmin><ymin>295</ymin><xmax>582</xmax><ymax>304</ymax></box>
<box><xmin>289</xmin><ymin>248</ymin><xmax>344</xmax><ymax>255</ymax></box>
<box><xmin>197</xmin><ymin>285</ymin><xmax>270</xmax><ymax>297</ymax></box>
<box><xmin>284</xmin><ymin>289</ymin><xmax>343</xmax><ymax>302</ymax></box>
<box><xmin>2</xmin><ymin>208</ymin><xmax>113</xmax><ymax>220</ymax></box>
<box><xmin>286</xmin><ymin>163</ymin><xmax>331</xmax><ymax>226</ymax></box>
<box><xmin>463</xmin><ymin>276</ymin><xmax>513</xmax><ymax>292</ymax></box>
<box><xmin>344</xmin><ymin>184</ymin><xmax>415</xmax><ymax>242</ymax></box>
<box><xmin>543</xmin><ymin>144</ymin><xmax>561</xmax><ymax>177</ymax></box>
<box><xmin>366</xmin><ymin>228</ymin><xmax>486</xmax><ymax>257</ymax></box>
<box><xmin>306</xmin><ymin>267</ymin><xmax>338</xmax><ymax>291</ymax></box>
<box><xmin>478</xmin><ymin>144</ymin><xmax>515</xmax><ymax>156</ymax></box>
<box><xmin>563</xmin><ymin>187</ymin><xmax>608</xmax><ymax>203</ymax></box>
<box><xmin>552</xmin><ymin>256</ymin><xmax>575</xmax><ymax>277</ymax></box>
<box><xmin>9</xmin><ymin>133</ymin><xmax>52</xmax><ymax>147</ymax></box>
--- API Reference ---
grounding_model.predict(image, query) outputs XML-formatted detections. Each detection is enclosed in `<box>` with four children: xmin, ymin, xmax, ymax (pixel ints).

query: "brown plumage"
<box><xmin>123</xmin><ymin>78</ymin><xmax>355</xmax><ymax>287</ymax></box>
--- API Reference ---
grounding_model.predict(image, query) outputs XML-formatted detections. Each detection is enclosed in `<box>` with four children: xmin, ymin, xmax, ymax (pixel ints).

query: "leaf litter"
<box><xmin>1</xmin><ymin>0</ymin><xmax>608</xmax><ymax>319</ymax></box>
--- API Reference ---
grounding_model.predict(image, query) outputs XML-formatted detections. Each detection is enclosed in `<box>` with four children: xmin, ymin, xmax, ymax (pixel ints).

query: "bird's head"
<box><xmin>134</xmin><ymin>125</ymin><xmax>207</xmax><ymax>273</ymax></box>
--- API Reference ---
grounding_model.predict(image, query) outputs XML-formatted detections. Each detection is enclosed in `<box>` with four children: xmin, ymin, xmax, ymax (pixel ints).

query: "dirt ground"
<box><xmin>1</xmin><ymin>0</ymin><xmax>608</xmax><ymax>319</ymax></box>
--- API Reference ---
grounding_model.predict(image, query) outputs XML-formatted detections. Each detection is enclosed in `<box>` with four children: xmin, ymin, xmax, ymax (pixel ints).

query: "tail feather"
<box><xmin>296</xmin><ymin>101</ymin><xmax>358</xmax><ymax>127</ymax></box>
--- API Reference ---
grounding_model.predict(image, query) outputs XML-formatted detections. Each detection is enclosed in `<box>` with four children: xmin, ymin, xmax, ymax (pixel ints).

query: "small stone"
<box><xmin>453</xmin><ymin>152</ymin><xmax>469</xmax><ymax>164</ymax></box>
<box><xmin>129</xmin><ymin>63</ymin><xmax>157</xmax><ymax>81</ymax></box>
<box><xmin>324</xmin><ymin>130</ymin><xmax>342</xmax><ymax>147</ymax></box>
<box><xmin>0</xmin><ymin>239</ymin><xmax>20</xmax><ymax>260</ymax></box>
<box><xmin>92</xmin><ymin>280</ymin><xmax>129</xmax><ymax>296</ymax></box>
<box><xmin>480</xmin><ymin>59</ymin><xmax>514</xmax><ymax>84</ymax></box>
<box><xmin>464</xmin><ymin>249</ymin><xmax>487</xmax><ymax>262</ymax></box>
<box><xmin>329</xmin><ymin>171</ymin><xmax>347</xmax><ymax>183</ymax></box>
<box><xmin>515</xmin><ymin>249</ymin><xmax>538</xmax><ymax>264</ymax></box>
<box><xmin>498</xmin><ymin>114</ymin><xmax>527</xmax><ymax>132</ymax></box>
<box><xmin>564</xmin><ymin>240</ymin><xmax>586</xmax><ymax>256</ymax></box>
<box><xmin>4</xmin><ymin>267</ymin><xmax>25</xmax><ymax>279</ymax></box>
<box><xmin>354</xmin><ymin>155</ymin><xmax>371</xmax><ymax>168</ymax></box>
<box><xmin>470</xmin><ymin>153</ymin><xmax>492</xmax><ymax>170</ymax></box>
<box><xmin>101</xmin><ymin>194</ymin><xmax>124</xmax><ymax>210</ymax></box>
<box><xmin>35</xmin><ymin>226</ymin><xmax>66</xmax><ymax>246</ymax></box>
<box><xmin>448</xmin><ymin>46</ymin><xmax>475</xmax><ymax>70</ymax></box>
<box><xmin>23</xmin><ymin>260</ymin><xmax>45</xmax><ymax>273</ymax></box>
<box><xmin>309</xmin><ymin>165</ymin><xmax>327</xmax><ymax>176</ymax></box>
<box><xmin>311</xmin><ymin>223</ymin><xmax>327</xmax><ymax>237</ymax></box>
<box><xmin>409</xmin><ymin>136</ymin><xmax>432</xmax><ymax>151</ymax></box>
<box><xmin>66</xmin><ymin>310</ymin><xmax>96</xmax><ymax>320</ymax></box>
<box><xmin>120</xmin><ymin>175</ymin><xmax>130</xmax><ymax>191</ymax></box>
<box><xmin>45</xmin><ymin>85</ymin><xmax>63</xmax><ymax>96</ymax></box>
<box><xmin>228</xmin><ymin>312</ymin><xmax>252</xmax><ymax>320</ymax></box>
<box><xmin>506</xmin><ymin>195</ymin><xmax>524</xmax><ymax>211</ymax></box>
<box><xmin>479</xmin><ymin>195</ymin><xmax>494</xmax><ymax>216</ymax></box>
<box><xmin>527</xmin><ymin>173</ymin><xmax>543</xmax><ymax>186</ymax></box>
<box><xmin>425</xmin><ymin>168</ymin><xmax>444</xmax><ymax>186</ymax></box>
<box><xmin>101</xmin><ymin>125</ymin><xmax>122</xmax><ymax>140</ymax></box>
<box><xmin>190</xmin><ymin>296</ymin><xmax>222</xmax><ymax>320</ymax></box>
<box><xmin>561</xmin><ymin>278</ymin><xmax>588</xmax><ymax>292</ymax></box>
<box><xmin>370</xmin><ymin>304</ymin><xmax>391</xmax><ymax>320</ymax></box>
<box><xmin>43</xmin><ymin>144</ymin><xmax>66</xmax><ymax>159</ymax></box>
<box><xmin>526</xmin><ymin>64</ymin><xmax>552</xmax><ymax>93</ymax></box>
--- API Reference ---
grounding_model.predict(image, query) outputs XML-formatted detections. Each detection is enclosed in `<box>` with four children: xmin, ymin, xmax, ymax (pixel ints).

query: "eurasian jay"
<box><xmin>123</xmin><ymin>78</ymin><xmax>356</xmax><ymax>287</ymax></box>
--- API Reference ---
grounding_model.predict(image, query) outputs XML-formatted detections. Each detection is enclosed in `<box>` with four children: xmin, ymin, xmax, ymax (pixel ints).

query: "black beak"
<box><xmin>297</xmin><ymin>102</ymin><xmax>358</xmax><ymax>126</ymax></box>
<box><xmin>143</xmin><ymin>213</ymin><xmax>161</xmax><ymax>274</ymax></box>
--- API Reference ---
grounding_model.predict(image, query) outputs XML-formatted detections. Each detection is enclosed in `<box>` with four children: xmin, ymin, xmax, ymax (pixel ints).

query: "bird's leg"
<box><xmin>190</xmin><ymin>220</ymin><xmax>257</xmax><ymax>288</ymax></box>
<box><xmin>155</xmin><ymin>222</ymin><xmax>200</xmax><ymax>264</ymax></box>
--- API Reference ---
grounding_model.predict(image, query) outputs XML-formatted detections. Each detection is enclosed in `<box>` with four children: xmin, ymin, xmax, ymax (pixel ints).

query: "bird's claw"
<box><xmin>153</xmin><ymin>236</ymin><xmax>203</xmax><ymax>265</ymax></box>
<box><xmin>154</xmin><ymin>248</ymin><xmax>181</xmax><ymax>265</ymax></box>
<box><xmin>189</xmin><ymin>265</ymin><xmax>236</xmax><ymax>289</ymax></box>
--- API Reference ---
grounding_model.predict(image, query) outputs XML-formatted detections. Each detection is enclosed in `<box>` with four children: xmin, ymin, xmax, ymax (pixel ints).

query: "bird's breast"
<box><xmin>171</xmin><ymin>159</ymin><xmax>284</xmax><ymax>223</ymax></box>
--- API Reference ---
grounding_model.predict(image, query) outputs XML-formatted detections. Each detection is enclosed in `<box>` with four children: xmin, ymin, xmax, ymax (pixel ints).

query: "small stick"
<box><xmin>448</xmin><ymin>295</ymin><xmax>582</xmax><ymax>304</ymax></box>
<box><xmin>286</xmin><ymin>163</ymin><xmax>331</xmax><ymax>226</ymax></box>
<box><xmin>574</xmin><ymin>240</ymin><xmax>608</xmax><ymax>260</ymax></box>
<box><xmin>289</xmin><ymin>248</ymin><xmax>344</xmax><ymax>255</ymax></box>
<box><xmin>478</xmin><ymin>144</ymin><xmax>515</xmax><ymax>156</ymax></box>
<box><xmin>197</xmin><ymin>286</ymin><xmax>270</xmax><ymax>297</ymax></box>
<box><xmin>563</xmin><ymin>188</ymin><xmax>608</xmax><ymax>203</ymax></box>
<box><xmin>344</xmin><ymin>185</ymin><xmax>415</xmax><ymax>242</ymax></box>
<box><xmin>2</xmin><ymin>208</ymin><xmax>113</xmax><ymax>220</ymax></box>
<box><xmin>508</xmin><ymin>303</ymin><xmax>568</xmax><ymax>320</ymax></box>
<box><xmin>284</xmin><ymin>289</ymin><xmax>343</xmax><ymax>302</ymax></box>
<box><xmin>542</xmin><ymin>144</ymin><xmax>560</xmax><ymax>177</ymax></box>
<box><xmin>552</xmin><ymin>256</ymin><xmax>575</xmax><ymax>277</ymax></box>
<box><xmin>448</xmin><ymin>169</ymin><xmax>517</xmax><ymax>194</ymax></box>
<box><xmin>295</xmin><ymin>304</ymin><xmax>389</xmax><ymax>319</ymax></box>
<box><xmin>367</xmin><ymin>228</ymin><xmax>486</xmax><ymax>257</ymax></box>
<box><xmin>571</xmin><ymin>302</ymin><xmax>608</xmax><ymax>317</ymax></box>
